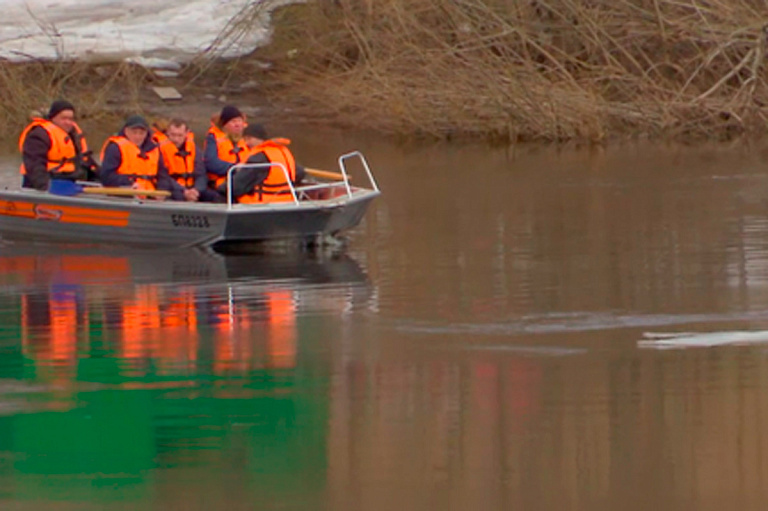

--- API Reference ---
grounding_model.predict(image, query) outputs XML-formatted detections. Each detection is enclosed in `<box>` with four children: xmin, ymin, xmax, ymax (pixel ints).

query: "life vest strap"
<box><xmin>261</xmin><ymin>182</ymin><xmax>289</xmax><ymax>189</ymax></box>
<box><xmin>48</xmin><ymin>156</ymin><xmax>79</xmax><ymax>174</ymax></box>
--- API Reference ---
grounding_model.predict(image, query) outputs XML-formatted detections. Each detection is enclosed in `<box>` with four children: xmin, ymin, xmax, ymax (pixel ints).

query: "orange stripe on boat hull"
<box><xmin>0</xmin><ymin>200</ymin><xmax>130</xmax><ymax>227</ymax></box>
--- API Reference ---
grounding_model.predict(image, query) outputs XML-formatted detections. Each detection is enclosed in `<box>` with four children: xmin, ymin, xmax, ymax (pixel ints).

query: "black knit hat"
<box><xmin>123</xmin><ymin>115</ymin><xmax>149</xmax><ymax>130</ymax></box>
<box><xmin>219</xmin><ymin>105</ymin><xmax>244</xmax><ymax>126</ymax></box>
<box><xmin>243</xmin><ymin>123</ymin><xmax>268</xmax><ymax>140</ymax></box>
<box><xmin>48</xmin><ymin>100</ymin><xmax>75</xmax><ymax>119</ymax></box>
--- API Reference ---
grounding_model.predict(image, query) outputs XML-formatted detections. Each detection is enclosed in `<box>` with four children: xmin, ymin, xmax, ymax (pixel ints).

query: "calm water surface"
<box><xmin>1</xmin><ymin>131</ymin><xmax>768</xmax><ymax>510</ymax></box>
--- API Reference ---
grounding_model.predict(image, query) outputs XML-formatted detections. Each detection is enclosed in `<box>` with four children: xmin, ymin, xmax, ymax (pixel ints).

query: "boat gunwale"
<box><xmin>0</xmin><ymin>186</ymin><xmax>381</xmax><ymax>214</ymax></box>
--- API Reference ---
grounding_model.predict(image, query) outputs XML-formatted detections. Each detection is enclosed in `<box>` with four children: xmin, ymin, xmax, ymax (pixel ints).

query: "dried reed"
<box><xmin>0</xmin><ymin>59</ymin><xmax>152</xmax><ymax>140</ymax></box>
<box><xmin>245</xmin><ymin>0</ymin><xmax>768</xmax><ymax>141</ymax></box>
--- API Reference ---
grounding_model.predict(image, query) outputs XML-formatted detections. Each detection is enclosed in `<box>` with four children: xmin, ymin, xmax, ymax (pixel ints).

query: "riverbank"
<box><xmin>0</xmin><ymin>0</ymin><xmax>291</xmax><ymax>140</ymax></box>
<box><xmin>245</xmin><ymin>0</ymin><xmax>768</xmax><ymax>143</ymax></box>
<box><xmin>4</xmin><ymin>0</ymin><xmax>768</xmax><ymax>144</ymax></box>
<box><xmin>0</xmin><ymin>59</ymin><xmax>273</xmax><ymax>143</ymax></box>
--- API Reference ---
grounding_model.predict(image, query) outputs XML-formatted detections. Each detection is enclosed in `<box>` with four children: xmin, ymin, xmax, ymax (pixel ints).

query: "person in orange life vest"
<box><xmin>203</xmin><ymin>105</ymin><xmax>249</xmax><ymax>192</ymax></box>
<box><xmin>150</xmin><ymin>117</ymin><xmax>170</xmax><ymax>142</ymax></box>
<box><xmin>158</xmin><ymin>119</ymin><xmax>223</xmax><ymax>203</ymax></box>
<box><xmin>221</xmin><ymin>124</ymin><xmax>307</xmax><ymax>203</ymax></box>
<box><xmin>19</xmin><ymin>100</ymin><xmax>99</xmax><ymax>191</ymax></box>
<box><xmin>99</xmin><ymin>115</ymin><xmax>187</xmax><ymax>201</ymax></box>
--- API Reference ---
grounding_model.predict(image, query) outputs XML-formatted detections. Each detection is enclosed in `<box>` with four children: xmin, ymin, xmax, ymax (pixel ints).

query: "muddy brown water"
<box><xmin>1</xmin><ymin>128</ymin><xmax>768</xmax><ymax>510</ymax></box>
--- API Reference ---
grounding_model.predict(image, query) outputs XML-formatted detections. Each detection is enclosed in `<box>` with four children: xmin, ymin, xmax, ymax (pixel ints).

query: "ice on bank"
<box><xmin>0</xmin><ymin>0</ymin><xmax>298</xmax><ymax>67</ymax></box>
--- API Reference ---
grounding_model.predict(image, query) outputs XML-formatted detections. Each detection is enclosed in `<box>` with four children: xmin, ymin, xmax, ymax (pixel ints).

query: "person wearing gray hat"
<box><xmin>123</xmin><ymin>115</ymin><xmax>150</xmax><ymax>130</ymax></box>
<box><xmin>19</xmin><ymin>99</ymin><xmax>99</xmax><ymax>191</ymax></box>
<box><xmin>99</xmin><ymin>114</ymin><xmax>196</xmax><ymax>201</ymax></box>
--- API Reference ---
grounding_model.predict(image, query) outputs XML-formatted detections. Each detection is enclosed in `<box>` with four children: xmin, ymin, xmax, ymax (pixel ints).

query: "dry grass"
<box><xmin>0</xmin><ymin>59</ymin><xmax>153</xmax><ymax>140</ymax></box>
<box><xmin>242</xmin><ymin>0</ymin><xmax>768</xmax><ymax>141</ymax></box>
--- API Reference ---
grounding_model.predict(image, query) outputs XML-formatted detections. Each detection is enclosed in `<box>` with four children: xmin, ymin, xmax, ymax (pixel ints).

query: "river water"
<box><xmin>1</xmin><ymin>131</ymin><xmax>768</xmax><ymax>510</ymax></box>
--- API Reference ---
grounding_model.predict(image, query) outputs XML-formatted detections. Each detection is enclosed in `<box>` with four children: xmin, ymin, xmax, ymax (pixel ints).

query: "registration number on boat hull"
<box><xmin>171</xmin><ymin>214</ymin><xmax>210</xmax><ymax>228</ymax></box>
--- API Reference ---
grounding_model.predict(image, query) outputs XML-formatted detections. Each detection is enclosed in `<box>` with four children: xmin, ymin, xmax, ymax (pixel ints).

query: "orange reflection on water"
<box><xmin>12</xmin><ymin>254</ymin><xmax>300</xmax><ymax>378</ymax></box>
<box><xmin>119</xmin><ymin>285</ymin><xmax>200</xmax><ymax>375</ymax></box>
<box><xmin>121</xmin><ymin>284</ymin><xmax>163</xmax><ymax>359</ymax></box>
<box><xmin>21</xmin><ymin>292</ymin><xmax>79</xmax><ymax>365</ymax></box>
<box><xmin>211</xmin><ymin>297</ymin><xmax>255</xmax><ymax>374</ymax></box>
<box><xmin>265</xmin><ymin>290</ymin><xmax>297</xmax><ymax>369</ymax></box>
<box><xmin>210</xmin><ymin>289</ymin><xmax>298</xmax><ymax>374</ymax></box>
<box><xmin>156</xmin><ymin>290</ymin><xmax>199</xmax><ymax>370</ymax></box>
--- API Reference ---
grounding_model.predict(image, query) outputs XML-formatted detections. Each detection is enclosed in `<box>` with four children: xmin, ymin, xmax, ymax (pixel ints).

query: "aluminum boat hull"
<box><xmin>0</xmin><ymin>186</ymin><xmax>380</xmax><ymax>249</ymax></box>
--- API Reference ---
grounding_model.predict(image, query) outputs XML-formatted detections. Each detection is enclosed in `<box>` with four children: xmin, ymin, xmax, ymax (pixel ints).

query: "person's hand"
<box><xmin>183</xmin><ymin>188</ymin><xmax>200</xmax><ymax>202</ymax></box>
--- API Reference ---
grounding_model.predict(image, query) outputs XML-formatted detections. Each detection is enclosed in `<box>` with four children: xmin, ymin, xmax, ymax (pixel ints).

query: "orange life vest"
<box><xmin>18</xmin><ymin>118</ymin><xmax>88</xmax><ymax>176</ymax></box>
<box><xmin>238</xmin><ymin>140</ymin><xmax>296</xmax><ymax>204</ymax></box>
<box><xmin>100</xmin><ymin>136</ymin><xmax>160</xmax><ymax>191</ymax></box>
<box><xmin>205</xmin><ymin>124</ymin><xmax>248</xmax><ymax>188</ymax></box>
<box><xmin>151</xmin><ymin>129</ymin><xmax>168</xmax><ymax>145</ymax></box>
<box><xmin>159</xmin><ymin>132</ymin><xmax>196</xmax><ymax>188</ymax></box>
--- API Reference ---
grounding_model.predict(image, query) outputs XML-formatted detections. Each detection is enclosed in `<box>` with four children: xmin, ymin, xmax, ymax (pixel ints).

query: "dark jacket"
<box><xmin>222</xmin><ymin>151</ymin><xmax>306</xmax><ymax>199</ymax></box>
<box><xmin>21</xmin><ymin>126</ymin><xmax>97</xmax><ymax>191</ymax></box>
<box><xmin>203</xmin><ymin>132</ymin><xmax>234</xmax><ymax>179</ymax></box>
<box><xmin>100</xmin><ymin>129</ymin><xmax>186</xmax><ymax>200</ymax></box>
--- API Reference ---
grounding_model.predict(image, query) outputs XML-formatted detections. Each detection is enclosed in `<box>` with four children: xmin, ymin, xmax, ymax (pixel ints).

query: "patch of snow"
<box><xmin>0</xmin><ymin>0</ymin><xmax>300</xmax><ymax>66</ymax></box>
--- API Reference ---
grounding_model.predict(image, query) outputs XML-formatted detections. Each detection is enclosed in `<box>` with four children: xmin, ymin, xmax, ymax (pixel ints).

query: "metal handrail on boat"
<box><xmin>225</xmin><ymin>162</ymin><xmax>297</xmax><ymax>210</ymax></box>
<box><xmin>296</xmin><ymin>182</ymin><xmax>346</xmax><ymax>193</ymax></box>
<box><xmin>225</xmin><ymin>152</ymin><xmax>379</xmax><ymax>208</ymax></box>
<box><xmin>338</xmin><ymin>151</ymin><xmax>380</xmax><ymax>196</ymax></box>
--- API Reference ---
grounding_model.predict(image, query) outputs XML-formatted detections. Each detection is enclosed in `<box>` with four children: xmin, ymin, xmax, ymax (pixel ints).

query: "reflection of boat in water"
<box><xmin>0</xmin><ymin>152</ymin><xmax>380</xmax><ymax>250</ymax></box>
<box><xmin>0</xmin><ymin>241</ymin><xmax>370</xmax><ymax>288</ymax></box>
<box><xmin>222</xmin><ymin>250</ymin><xmax>370</xmax><ymax>285</ymax></box>
<box><xmin>0</xmin><ymin>243</ymin><xmax>226</xmax><ymax>288</ymax></box>
<box><xmin>0</xmin><ymin>242</ymin><xmax>373</xmax><ymax>374</ymax></box>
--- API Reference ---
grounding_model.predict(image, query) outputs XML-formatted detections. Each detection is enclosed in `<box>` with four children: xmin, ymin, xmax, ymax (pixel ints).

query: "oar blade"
<box><xmin>48</xmin><ymin>180</ymin><xmax>84</xmax><ymax>196</ymax></box>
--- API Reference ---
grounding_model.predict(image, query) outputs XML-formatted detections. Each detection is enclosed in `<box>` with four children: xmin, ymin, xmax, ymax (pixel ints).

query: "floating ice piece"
<box><xmin>638</xmin><ymin>330</ymin><xmax>768</xmax><ymax>349</ymax></box>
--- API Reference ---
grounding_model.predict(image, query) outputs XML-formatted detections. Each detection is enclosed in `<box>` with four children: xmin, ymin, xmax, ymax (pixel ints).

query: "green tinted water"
<box><xmin>0</xmin><ymin>247</ymin><xmax>360</xmax><ymax>510</ymax></box>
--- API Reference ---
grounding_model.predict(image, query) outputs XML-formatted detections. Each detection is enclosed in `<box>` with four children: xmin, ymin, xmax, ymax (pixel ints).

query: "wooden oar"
<box><xmin>49</xmin><ymin>180</ymin><xmax>171</xmax><ymax>198</ymax></box>
<box><xmin>83</xmin><ymin>188</ymin><xmax>171</xmax><ymax>198</ymax></box>
<box><xmin>305</xmin><ymin>167</ymin><xmax>350</xmax><ymax>181</ymax></box>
